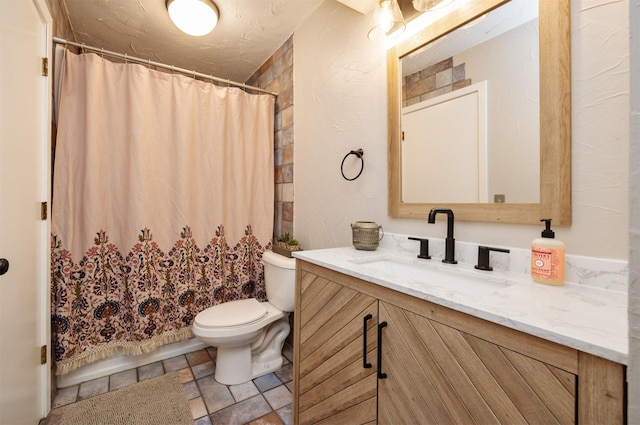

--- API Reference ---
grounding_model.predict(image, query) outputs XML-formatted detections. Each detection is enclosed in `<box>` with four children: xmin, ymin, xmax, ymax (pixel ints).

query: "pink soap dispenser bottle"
<box><xmin>531</xmin><ymin>219</ymin><xmax>565</xmax><ymax>286</ymax></box>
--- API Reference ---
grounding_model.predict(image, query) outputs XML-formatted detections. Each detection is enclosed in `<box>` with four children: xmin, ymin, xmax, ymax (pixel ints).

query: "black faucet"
<box><xmin>474</xmin><ymin>246</ymin><xmax>510</xmax><ymax>271</ymax></box>
<box><xmin>408</xmin><ymin>237</ymin><xmax>431</xmax><ymax>259</ymax></box>
<box><xmin>427</xmin><ymin>208</ymin><xmax>457</xmax><ymax>264</ymax></box>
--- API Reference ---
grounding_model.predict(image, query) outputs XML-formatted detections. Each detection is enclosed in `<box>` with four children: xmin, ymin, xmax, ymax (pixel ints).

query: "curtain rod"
<box><xmin>52</xmin><ymin>36</ymin><xmax>278</xmax><ymax>97</ymax></box>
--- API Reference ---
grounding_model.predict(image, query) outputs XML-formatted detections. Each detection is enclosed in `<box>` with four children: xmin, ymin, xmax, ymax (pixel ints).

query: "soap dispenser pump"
<box><xmin>531</xmin><ymin>219</ymin><xmax>565</xmax><ymax>286</ymax></box>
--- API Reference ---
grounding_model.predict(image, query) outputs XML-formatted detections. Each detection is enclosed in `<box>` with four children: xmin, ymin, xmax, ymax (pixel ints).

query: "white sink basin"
<box><xmin>349</xmin><ymin>255</ymin><xmax>515</xmax><ymax>297</ymax></box>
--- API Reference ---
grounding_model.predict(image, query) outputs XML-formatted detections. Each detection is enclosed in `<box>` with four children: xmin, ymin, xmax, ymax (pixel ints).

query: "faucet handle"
<box><xmin>475</xmin><ymin>246</ymin><xmax>510</xmax><ymax>271</ymax></box>
<box><xmin>408</xmin><ymin>237</ymin><xmax>431</xmax><ymax>259</ymax></box>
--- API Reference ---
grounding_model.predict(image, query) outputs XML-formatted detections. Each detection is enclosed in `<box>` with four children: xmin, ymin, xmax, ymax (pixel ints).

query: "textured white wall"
<box><xmin>294</xmin><ymin>1</ymin><xmax>389</xmax><ymax>249</ymax></box>
<box><xmin>294</xmin><ymin>0</ymin><xmax>629</xmax><ymax>259</ymax></box>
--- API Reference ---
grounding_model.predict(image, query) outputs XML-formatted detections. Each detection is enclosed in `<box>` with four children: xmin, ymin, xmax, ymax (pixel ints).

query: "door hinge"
<box><xmin>40</xmin><ymin>345</ymin><xmax>47</xmax><ymax>365</ymax></box>
<box><xmin>42</xmin><ymin>57</ymin><xmax>48</xmax><ymax>77</ymax></box>
<box><xmin>41</xmin><ymin>202</ymin><xmax>47</xmax><ymax>220</ymax></box>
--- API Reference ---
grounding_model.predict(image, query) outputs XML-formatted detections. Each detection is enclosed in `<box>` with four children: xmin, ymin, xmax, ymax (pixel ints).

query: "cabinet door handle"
<box><xmin>363</xmin><ymin>314</ymin><xmax>373</xmax><ymax>368</ymax></box>
<box><xmin>377</xmin><ymin>321</ymin><xmax>388</xmax><ymax>379</ymax></box>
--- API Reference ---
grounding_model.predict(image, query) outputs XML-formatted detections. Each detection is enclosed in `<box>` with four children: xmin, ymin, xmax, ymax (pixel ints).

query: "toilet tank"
<box><xmin>262</xmin><ymin>250</ymin><xmax>296</xmax><ymax>312</ymax></box>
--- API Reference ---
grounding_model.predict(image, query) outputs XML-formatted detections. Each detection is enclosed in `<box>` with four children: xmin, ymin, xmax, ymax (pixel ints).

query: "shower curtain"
<box><xmin>51</xmin><ymin>51</ymin><xmax>275</xmax><ymax>375</ymax></box>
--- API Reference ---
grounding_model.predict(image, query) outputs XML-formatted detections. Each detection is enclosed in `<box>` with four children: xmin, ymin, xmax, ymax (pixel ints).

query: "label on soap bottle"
<box><xmin>531</xmin><ymin>247</ymin><xmax>565</xmax><ymax>282</ymax></box>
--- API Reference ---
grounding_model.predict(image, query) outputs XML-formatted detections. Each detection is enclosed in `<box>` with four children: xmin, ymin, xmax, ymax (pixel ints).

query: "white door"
<box><xmin>0</xmin><ymin>0</ymin><xmax>52</xmax><ymax>423</ymax></box>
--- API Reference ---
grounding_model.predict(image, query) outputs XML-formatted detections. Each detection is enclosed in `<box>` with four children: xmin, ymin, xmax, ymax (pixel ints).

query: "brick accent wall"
<box><xmin>403</xmin><ymin>57</ymin><xmax>471</xmax><ymax>107</ymax></box>
<box><xmin>246</xmin><ymin>36</ymin><xmax>294</xmax><ymax>241</ymax></box>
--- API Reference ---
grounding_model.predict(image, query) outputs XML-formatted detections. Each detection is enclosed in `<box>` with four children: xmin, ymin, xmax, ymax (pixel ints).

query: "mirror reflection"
<box><xmin>400</xmin><ymin>0</ymin><xmax>539</xmax><ymax>204</ymax></box>
<box><xmin>388</xmin><ymin>0</ymin><xmax>571</xmax><ymax>224</ymax></box>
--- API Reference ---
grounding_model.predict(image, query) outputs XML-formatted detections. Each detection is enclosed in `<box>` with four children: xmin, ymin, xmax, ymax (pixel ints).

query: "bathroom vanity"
<box><xmin>292</xmin><ymin>247</ymin><xmax>627</xmax><ymax>425</ymax></box>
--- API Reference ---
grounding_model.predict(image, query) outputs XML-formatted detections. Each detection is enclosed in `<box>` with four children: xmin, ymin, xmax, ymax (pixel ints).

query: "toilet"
<box><xmin>192</xmin><ymin>250</ymin><xmax>296</xmax><ymax>385</ymax></box>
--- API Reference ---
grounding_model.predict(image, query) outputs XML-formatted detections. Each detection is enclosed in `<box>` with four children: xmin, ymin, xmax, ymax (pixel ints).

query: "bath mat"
<box><xmin>58</xmin><ymin>373</ymin><xmax>192</xmax><ymax>425</ymax></box>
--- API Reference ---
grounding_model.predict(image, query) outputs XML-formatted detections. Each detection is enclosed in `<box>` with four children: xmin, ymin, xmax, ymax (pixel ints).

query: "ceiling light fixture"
<box><xmin>367</xmin><ymin>0</ymin><xmax>406</xmax><ymax>41</ymax></box>
<box><xmin>166</xmin><ymin>0</ymin><xmax>219</xmax><ymax>37</ymax></box>
<box><xmin>412</xmin><ymin>0</ymin><xmax>454</xmax><ymax>12</ymax></box>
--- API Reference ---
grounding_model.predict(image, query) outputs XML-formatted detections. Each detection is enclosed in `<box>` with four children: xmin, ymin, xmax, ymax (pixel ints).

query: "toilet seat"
<box><xmin>195</xmin><ymin>298</ymin><xmax>267</xmax><ymax>329</ymax></box>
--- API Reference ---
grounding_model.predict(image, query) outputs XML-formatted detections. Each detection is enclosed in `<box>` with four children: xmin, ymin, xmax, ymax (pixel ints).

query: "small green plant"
<box><xmin>273</xmin><ymin>233</ymin><xmax>301</xmax><ymax>258</ymax></box>
<box><xmin>277</xmin><ymin>233</ymin><xmax>299</xmax><ymax>246</ymax></box>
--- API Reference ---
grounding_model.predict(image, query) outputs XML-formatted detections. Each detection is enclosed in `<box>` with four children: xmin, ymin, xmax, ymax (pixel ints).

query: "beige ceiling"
<box><xmin>61</xmin><ymin>0</ymin><xmax>424</xmax><ymax>84</ymax></box>
<box><xmin>63</xmin><ymin>0</ymin><xmax>329</xmax><ymax>83</ymax></box>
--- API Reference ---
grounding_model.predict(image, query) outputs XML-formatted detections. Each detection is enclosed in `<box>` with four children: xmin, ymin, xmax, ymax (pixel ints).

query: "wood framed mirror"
<box><xmin>387</xmin><ymin>0</ymin><xmax>571</xmax><ymax>224</ymax></box>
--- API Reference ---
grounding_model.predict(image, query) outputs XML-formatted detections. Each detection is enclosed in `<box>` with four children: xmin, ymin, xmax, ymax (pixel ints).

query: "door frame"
<box><xmin>33</xmin><ymin>0</ymin><xmax>53</xmax><ymax>417</ymax></box>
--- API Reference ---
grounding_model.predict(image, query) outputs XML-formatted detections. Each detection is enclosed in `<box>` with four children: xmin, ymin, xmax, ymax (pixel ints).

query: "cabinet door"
<box><xmin>297</xmin><ymin>269</ymin><xmax>378</xmax><ymax>425</ymax></box>
<box><xmin>378</xmin><ymin>301</ymin><xmax>576</xmax><ymax>425</ymax></box>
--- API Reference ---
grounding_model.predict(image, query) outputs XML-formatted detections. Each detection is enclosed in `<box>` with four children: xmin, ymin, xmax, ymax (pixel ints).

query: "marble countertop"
<box><xmin>293</xmin><ymin>246</ymin><xmax>628</xmax><ymax>365</ymax></box>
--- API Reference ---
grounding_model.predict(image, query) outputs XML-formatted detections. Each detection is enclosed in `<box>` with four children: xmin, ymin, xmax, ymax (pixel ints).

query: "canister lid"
<box><xmin>352</xmin><ymin>221</ymin><xmax>380</xmax><ymax>229</ymax></box>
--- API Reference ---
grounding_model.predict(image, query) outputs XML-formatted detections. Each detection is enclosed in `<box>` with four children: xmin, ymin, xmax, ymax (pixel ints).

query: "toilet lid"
<box><xmin>195</xmin><ymin>298</ymin><xmax>268</xmax><ymax>328</ymax></box>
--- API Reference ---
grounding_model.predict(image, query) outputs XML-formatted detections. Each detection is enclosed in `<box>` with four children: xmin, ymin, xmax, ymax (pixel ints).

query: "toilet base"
<box><xmin>214</xmin><ymin>344</ymin><xmax>253</xmax><ymax>385</ymax></box>
<box><xmin>213</xmin><ymin>316</ymin><xmax>290</xmax><ymax>385</ymax></box>
<box><xmin>251</xmin><ymin>353</ymin><xmax>284</xmax><ymax>381</ymax></box>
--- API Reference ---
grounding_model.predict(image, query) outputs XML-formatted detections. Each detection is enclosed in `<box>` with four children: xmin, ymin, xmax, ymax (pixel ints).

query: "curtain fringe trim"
<box><xmin>55</xmin><ymin>327</ymin><xmax>194</xmax><ymax>376</ymax></box>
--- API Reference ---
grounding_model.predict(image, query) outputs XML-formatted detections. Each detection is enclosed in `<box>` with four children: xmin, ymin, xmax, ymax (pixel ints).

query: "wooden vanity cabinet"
<box><xmin>294</xmin><ymin>261</ymin><xmax>379</xmax><ymax>424</ymax></box>
<box><xmin>293</xmin><ymin>260</ymin><xmax>626</xmax><ymax>425</ymax></box>
<box><xmin>377</xmin><ymin>301</ymin><xmax>576</xmax><ymax>424</ymax></box>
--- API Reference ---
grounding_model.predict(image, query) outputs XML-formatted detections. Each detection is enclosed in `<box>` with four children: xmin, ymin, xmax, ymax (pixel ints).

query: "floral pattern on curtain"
<box><xmin>51</xmin><ymin>225</ymin><xmax>268</xmax><ymax>375</ymax></box>
<box><xmin>51</xmin><ymin>51</ymin><xmax>275</xmax><ymax>375</ymax></box>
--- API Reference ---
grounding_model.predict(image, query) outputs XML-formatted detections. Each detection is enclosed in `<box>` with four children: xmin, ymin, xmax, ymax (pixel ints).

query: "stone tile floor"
<box><xmin>42</xmin><ymin>344</ymin><xmax>294</xmax><ymax>425</ymax></box>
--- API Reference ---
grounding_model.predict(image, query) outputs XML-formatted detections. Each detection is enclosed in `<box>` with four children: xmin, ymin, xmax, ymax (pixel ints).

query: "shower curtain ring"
<box><xmin>341</xmin><ymin>148</ymin><xmax>365</xmax><ymax>181</ymax></box>
<box><xmin>148</xmin><ymin>59</ymin><xmax>151</xmax><ymax>69</ymax></box>
<box><xmin>100</xmin><ymin>48</ymin><xmax>104</xmax><ymax>58</ymax></box>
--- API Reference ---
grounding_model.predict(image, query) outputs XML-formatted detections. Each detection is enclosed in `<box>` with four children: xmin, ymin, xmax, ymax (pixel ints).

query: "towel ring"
<box><xmin>341</xmin><ymin>149</ymin><xmax>364</xmax><ymax>181</ymax></box>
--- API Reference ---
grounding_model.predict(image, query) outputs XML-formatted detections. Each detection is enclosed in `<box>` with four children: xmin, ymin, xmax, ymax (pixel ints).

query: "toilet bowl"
<box><xmin>192</xmin><ymin>250</ymin><xmax>296</xmax><ymax>385</ymax></box>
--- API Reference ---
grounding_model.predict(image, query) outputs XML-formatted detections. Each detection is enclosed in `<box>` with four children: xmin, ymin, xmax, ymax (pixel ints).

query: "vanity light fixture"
<box><xmin>167</xmin><ymin>0</ymin><xmax>219</xmax><ymax>37</ymax></box>
<box><xmin>412</xmin><ymin>0</ymin><xmax>454</xmax><ymax>12</ymax></box>
<box><xmin>367</xmin><ymin>0</ymin><xmax>406</xmax><ymax>41</ymax></box>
